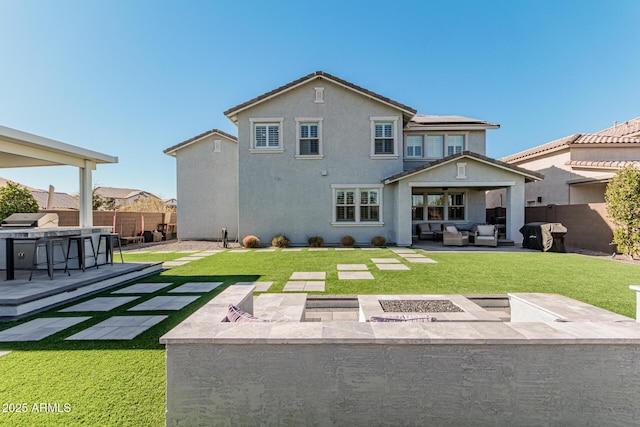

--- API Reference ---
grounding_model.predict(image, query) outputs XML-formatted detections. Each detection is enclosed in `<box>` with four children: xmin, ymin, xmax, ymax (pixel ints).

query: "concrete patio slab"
<box><xmin>113</xmin><ymin>282</ymin><xmax>174</xmax><ymax>294</ymax></box>
<box><xmin>338</xmin><ymin>271</ymin><xmax>374</xmax><ymax>280</ymax></box>
<box><xmin>375</xmin><ymin>264</ymin><xmax>410</xmax><ymax>271</ymax></box>
<box><xmin>169</xmin><ymin>282</ymin><xmax>224</xmax><ymax>293</ymax></box>
<box><xmin>128</xmin><ymin>296</ymin><xmax>199</xmax><ymax>311</ymax></box>
<box><xmin>283</xmin><ymin>281</ymin><xmax>326</xmax><ymax>292</ymax></box>
<box><xmin>291</xmin><ymin>272</ymin><xmax>326</xmax><ymax>280</ymax></box>
<box><xmin>371</xmin><ymin>258</ymin><xmax>400</xmax><ymax>263</ymax></box>
<box><xmin>337</xmin><ymin>264</ymin><xmax>368</xmax><ymax>271</ymax></box>
<box><xmin>406</xmin><ymin>257</ymin><xmax>437</xmax><ymax>263</ymax></box>
<box><xmin>0</xmin><ymin>317</ymin><xmax>91</xmax><ymax>341</ymax></box>
<box><xmin>66</xmin><ymin>315</ymin><xmax>167</xmax><ymax>340</ymax></box>
<box><xmin>60</xmin><ymin>296</ymin><xmax>139</xmax><ymax>312</ymax></box>
<box><xmin>235</xmin><ymin>281</ymin><xmax>274</xmax><ymax>292</ymax></box>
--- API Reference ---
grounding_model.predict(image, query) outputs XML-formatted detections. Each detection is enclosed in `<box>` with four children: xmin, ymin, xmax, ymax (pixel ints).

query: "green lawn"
<box><xmin>0</xmin><ymin>248</ymin><xmax>638</xmax><ymax>426</ymax></box>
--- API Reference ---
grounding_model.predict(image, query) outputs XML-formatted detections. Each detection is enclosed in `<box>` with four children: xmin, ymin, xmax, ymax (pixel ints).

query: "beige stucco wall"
<box><xmin>236</xmin><ymin>79</ymin><xmax>405</xmax><ymax>245</ymax></box>
<box><xmin>175</xmin><ymin>134</ymin><xmax>238</xmax><ymax>240</ymax></box>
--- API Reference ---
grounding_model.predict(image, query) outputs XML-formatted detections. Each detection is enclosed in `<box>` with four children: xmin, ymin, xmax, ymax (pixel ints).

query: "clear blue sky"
<box><xmin>1</xmin><ymin>0</ymin><xmax>638</xmax><ymax>199</ymax></box>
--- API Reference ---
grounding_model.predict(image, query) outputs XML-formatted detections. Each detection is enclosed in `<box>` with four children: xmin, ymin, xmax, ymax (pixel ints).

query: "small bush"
<box><xmin>370</xmin><ymin>235</ymin><xmax>387</xmax><ymax>247</ymax></box>
<box><xmin>340</xmin><ymin>235</ymin><xmax>356</xmax><ymax>247</ymax></box>
<box><xmin>271</xmin><ymin>235</ymin><xmax>290</xmax><ymax>248</ymax></box>
<box><xmin>308</xmin><ymin>236</ymin><xmax>324</xmax><ymax>248</ymax></box>
<box><xmin>242</xmin><ymin>235</ymin><xmax>261</xmax><ymax>248</ymax></box>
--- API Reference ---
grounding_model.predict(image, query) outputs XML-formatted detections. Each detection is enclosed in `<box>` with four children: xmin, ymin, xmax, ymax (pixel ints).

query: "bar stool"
<box><xmin>29</xmin><ymin>238</ymin><xmax>70</xmax><ymax>281</ymax></box>
<box><xmin>97</xmin><ymin>233</ymin><xmax>123</xmax><ymax>265</ymax></box>
<box><xmin>65</xmin><ymin>236</ymin><xmax>98</xmax><ymax>272</ymax></box>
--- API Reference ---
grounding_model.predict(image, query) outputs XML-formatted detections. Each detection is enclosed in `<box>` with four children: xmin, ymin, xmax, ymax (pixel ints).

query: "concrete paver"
<box><xmin>235</xmin><ymin>281</ymin><xmax>274</xmax><ymax>292</ymax></box>
<box><xmin>371</xmin><ymin>258</ymin><xmax>400</xmax><ymax>263</ymax></box>
<box><xmin>406</xmin><ymin>257</ymin><xmax>437</xmax><ymax>263</ymax></box>
<box><xmin>66</xmin><ymin>315</ymin><xmax>167</xmax><ymax>340</ymax></box>
<box><xmin>338</xmin><ymin>271</ymin><xmax>374</xmax><ymax>280</ymax></box>
<box><xmin>291</xmin><ymin>272</ymin><xmax>326</xmax><ymax>280</ymax></box>
<box><xmin>113</xmin><ymin>282</ymin><xmax>174</xmax><ymax>294</ymax></box>
<box><xmin>0</xmin><ymin>317</ymin><xmax>91</xmax><ymax>341</ymax></box>
<box><xmin>128</xmin><ymin>296</ymin><xmax>199</xmax><ymax>311</ymax></box>
<box><xmin>283</xmin><ymin>281</ymin><xmax>326</xmax><ymax>292</ymax></box>
<box><xmin>169</xmin><ymin>282</ymin><xmax>224</xmax><ymax>293</ymax></box>
<box><xmin>60</xmin><ymin>297</ymin><xmax>139</xmax><ymax>312</ymax></box>
<box><xmin>375</xmin><ymin>264</ymin><xmax>410</xmax><ymax>271</ymax></box>
<box><xmin>337</xmin><ymin>264</ymin><xmax>368</xmax><ymax>271</ymax></box>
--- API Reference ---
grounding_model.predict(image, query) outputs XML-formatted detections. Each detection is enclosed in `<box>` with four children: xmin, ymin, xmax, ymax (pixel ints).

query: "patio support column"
<box><xmin>395</xmin><ymin>183</ymin><xmax>412</xmax><ymax>246</ymax></box>
<box><xmin>506</xmin><ymin>181</ymin><xmax>525</xmax><ymax>242</ymax></box>
<box><xmin>78</xmin><ymin>160</ymin><xmax>96</xmax><ymax>227</ymax></box>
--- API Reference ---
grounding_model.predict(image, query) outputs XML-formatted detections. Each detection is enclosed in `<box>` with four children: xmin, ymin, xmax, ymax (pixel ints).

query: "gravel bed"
<box><xmin>379</xmin><ymin>299</ymin><xmax>464</xmax><ymax>313</ymax></box>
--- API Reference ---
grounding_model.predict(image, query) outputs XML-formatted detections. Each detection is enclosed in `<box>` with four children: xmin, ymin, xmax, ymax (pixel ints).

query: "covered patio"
<box><xmin>0</xmin><ymin>125</ymin><xmax>161</xmax><ymax>319</ymax></box>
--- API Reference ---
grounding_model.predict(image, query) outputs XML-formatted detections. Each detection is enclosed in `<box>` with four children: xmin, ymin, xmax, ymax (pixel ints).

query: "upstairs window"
<box><xmin>296</xmin><ymin>118</ymin><xmax>323</xmax><ymax>158</ymax></box>
<box><xmin>427</xmin><ymin>135</ymin><xmax>444</xmax><ymax>158</ymax></box>
<box><xmin>447</xmin><ymin>135</ymin><xmax>464</xmax><ymax>156</ymax></box>
<box><xmin>250</xmin><ymin>118</ymin><xmax>284</xmax><ymax>152</ymax></box>
<box><xmin>406</xmin><ymin>135</ymin><xmax>423</xmax><ymax>158</ymax></box>
<box><xmin>370</xmin><ymin>116</ymin><xmax>399</xmax><ymax>158</ymax></box>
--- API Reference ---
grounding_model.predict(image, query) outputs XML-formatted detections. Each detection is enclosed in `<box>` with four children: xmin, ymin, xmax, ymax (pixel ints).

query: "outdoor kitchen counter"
<box><xmin>0</xmin><ymin>226</ymin><xmax>112</xmax><ymax>279</ymax></box>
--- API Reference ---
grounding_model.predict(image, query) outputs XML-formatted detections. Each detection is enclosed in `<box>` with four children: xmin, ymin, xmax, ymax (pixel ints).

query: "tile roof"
<box><xmin>383</xmin><ymin>151</ymin><xmax>543</xmax><ymax>184</ymax></box>
<box><xmin>223</xmin><ymin>71</ymin><xmax>417</xmax><ymax>122</ymax></box>
<box><xmin>595</xmin><ymin>117</ymin><xmax>640</xmax><ymax>138</ymax></box>
<box><xmin>407</xmin><ymin>115</ymin><xmax>499</xmax><ymax>128</ymax></box>
<box><xmin>565</xmin><ymin>160</ymin><xmax>640</xmax><ymax>170</ymax></box>
<box><xmin>502</xmin><ymin>133</ymin><xmax>640</xmax><ymax>163</ymax></box>
<box><xmin>164</xmin><ymin>128</ymin><xmax>237</xmax><ymax>155</ymax></box>
<box><xmin>0</xmin><ymin>177</ymin><xmax>77</xmax><ymax>209</ymax></box>
<box><xmin>94</xmin><ymin>187</ymin><xmax>159</xmax><ymax>200</ymax></box>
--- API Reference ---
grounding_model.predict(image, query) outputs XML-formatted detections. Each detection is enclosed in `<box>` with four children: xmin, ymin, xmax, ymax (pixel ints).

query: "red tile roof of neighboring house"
<box><xmin>383</xmin><ymin>151</ymin><xmax>543</xmax><ymax>184</ymax></box>
<box><xmin>565</xmin><ymin>160</ymin><xmax>640</xmax><ymax>170</ymax></box>
<box><xmin>223</xmin><ymin>71</ymin><xmax>417</xmax><ymax>123</ymax></box>
<box><xmin>595</xmin><ymin>117</ymin><xmax>640</xmax><ymax>138</ymax></box>
<box><xmin>163</xmin><ymin>128</ymin><xmax>237</xmax><ymax>155</ymax></box>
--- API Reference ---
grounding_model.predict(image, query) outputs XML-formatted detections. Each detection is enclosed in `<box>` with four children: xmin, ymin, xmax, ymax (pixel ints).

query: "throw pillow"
<box><xmin>445</xmin><ymin>226</ymin><xmax>457</xmax><ymax>233</ymax></box>
<box><xmin>226</xmin><ymin>304</ymin><xmax>268</xmax><ymax>322</ymax></box>
<box><xmin>477</xmin><ymin>225</ymin><xmax>495</xmax><ymax>236</ymax></box>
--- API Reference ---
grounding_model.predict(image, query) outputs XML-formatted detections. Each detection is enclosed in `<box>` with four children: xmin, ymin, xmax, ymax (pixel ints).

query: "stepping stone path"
<box><xmin>128</xmin><ymin>296</ymin><xmax>199</xmax><ymax>311</ymax></box>
<box><xmin>371</xmin><ymin>258</ymin><xmax>400</xmax><ymax>263</ymax></box>
<box><xmin>66</xmin><ymin>315</ymin><xmax>167</xmax><ymax>340</ymax></box>
<box><xmin>338</xmin><ymin>271</ymin><xmax>375</xmax><ymax>280</ymax></box>
<box><xmin>60</xmin><ymin>297</ymin><xmax>139</xmax><ymax>312</ymax></box>
<box><xmin>290</xmin><ymin>272</ymin><xmax>326</xmax><ymax>280</ymax></box>
<box><xmin>337</xmin><ymin>264</ymin><xmax>368</xmax><ymax>271</ymax></box>
<box><xmin>376</xmin><ymin>264</ymin><xmax>410</xmax><ymax>271</ymax></box>
<box><xmin>0</xmin><ymin>317</ymin><xmax>91</xmax><ymax>342</ymax></box>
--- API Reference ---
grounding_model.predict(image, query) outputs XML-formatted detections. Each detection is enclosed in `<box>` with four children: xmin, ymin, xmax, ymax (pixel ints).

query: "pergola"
<box><xmin>0</xmin><ymin>125</ymin><xmax>118</xmax><ymax>226</ymax></box>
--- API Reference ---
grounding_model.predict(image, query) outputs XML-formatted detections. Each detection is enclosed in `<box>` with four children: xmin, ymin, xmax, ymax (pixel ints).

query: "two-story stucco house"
<box><xmin>165</xmin><ymin>71</ymin><xmax>541</xmax><ymax>246</ymax></box>
<box><xmin>488</xmin><ymin>117</ymin><xmax>640</xmax><ymax>207</ymax></box>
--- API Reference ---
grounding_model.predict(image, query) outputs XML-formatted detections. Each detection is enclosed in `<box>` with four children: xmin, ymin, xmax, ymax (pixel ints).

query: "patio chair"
<box><xmin>442</xmin><ymin>225</ymin><xmax>469</xmax><ymax>246</ymax></box>
<box><xmin>474</xmin><ymin>224</ymin><xmax>498</xmax><ymax>247</ymax></box>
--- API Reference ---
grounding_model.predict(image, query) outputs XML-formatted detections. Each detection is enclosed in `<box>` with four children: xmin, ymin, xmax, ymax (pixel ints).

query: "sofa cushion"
<box><xmin>226</xmin><ymin>304</ymin><xmax>269</xmax><ymax>323</ymax></box>
<box><xmin>429</xmin><ymin>223</ymin><xmax>441</xmax><ymax>232</ymax></box>
<box><xmin>369</xmin><ymin>314</ymin><xmax>437</xmax><ymax>322</ymax></box>
<box><xmin>477</xmin><ymin>225</ymin><xmax>495</xmax><ymax>236</ymax></box>
<box><xmin>445</xmin><ymin>225</ymin><xmax>458</xmax><ymax>233</ymax></box>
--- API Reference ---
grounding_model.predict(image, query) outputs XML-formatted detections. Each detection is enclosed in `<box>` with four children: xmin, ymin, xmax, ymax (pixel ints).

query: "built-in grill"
<box><xmin>0</xmin><ymin>213</ymin><xmax>59</xmax><ymax>228</ymax></box>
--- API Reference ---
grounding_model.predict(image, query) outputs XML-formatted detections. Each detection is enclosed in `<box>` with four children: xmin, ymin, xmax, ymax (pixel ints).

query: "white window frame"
<box><xmin>419</xmin><ymin>190</ymin><xmax>467</xmax><ymax>222</ymax></box>
<box><xmin>295</xmin><ymin>117</ymin><xmax>323</xmax><ymax>159</ymax></box>
<box><xmin>331</xmin><ymin>184</ymin><xmax>384</xmax><ymax>226</ymax></box>
<box><xmin>406</xmin><ymin>135</ymin><xmax>423</xmax><ymax>158</ymax></box>
<box><xmin>249</xmin><ymin>118</ymin><xmax>284</xmax><ymax>153</ymax></box>
<box><xmin>314</xmin><ymin>87</ymin><xmax>325</xmax><ymax>103</ymax></box>
<box><xmin>421</xmin><ymin>132</ymin><xmax>468</xmax><ymax>159</ymax></box>
<box><xmin>370</xmin><ymin>116</ymin><xmax>399</xmax><ymax>159</ymax></box>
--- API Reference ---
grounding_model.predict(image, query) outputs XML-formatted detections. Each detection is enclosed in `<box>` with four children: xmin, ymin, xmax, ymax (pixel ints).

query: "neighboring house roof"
<box><xmin>94</xmin><ymin>186</ymin><xmax>160</xmax><ymax>200</ymax></box>
<box><xmin>383</xmin><ymin>151</ymin><xmax>543</xmax><ymax>184</ymax></box>
<box><xmin>407</xmin><ymin>115</ymin><xmax>500</xmax><ymax>130</ymax></box>
<box><xmin>164</xmin><ymin>129</ymin><xmax>237</xmax><ymax>156</ymax></box>
<box><xmin>565</xmin><ymin>160</ymin><xmax>640</xmax><ymax>170</ymax></box>
<box><xmin>501</xmin><ymin>133</ymin><xmax>640</xmax><ymax>163</ymax></box>
<box><xmin>223</xmin><ymin>70</ymin><xmax>418</xmax><ymax>124</ymax></box>
<box><xmin>0</xmin><ymin>176</ymin><xmax>78</xmax><ymax>209</ymax></box>
<box><xmin>595</xmin><ymin>117</ymin><xmax>640</xmax><ymax>138</ymax></box>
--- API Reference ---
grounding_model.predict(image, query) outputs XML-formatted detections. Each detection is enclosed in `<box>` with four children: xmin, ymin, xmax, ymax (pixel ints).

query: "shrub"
<box><xmin>0</xmin><ymin>181</ymin><xmax>39</xmax><ymax>221</ymax></box>
<box><xmin>242</xmin><ymin>235</ymin><xmax>261</xmax><ymax>248</ymax></box>
<box><xmin>271</xmin><ymin>235</ymin><xmax>290</xmax><ymax>248</ymax></box>
<box><xmin>308</xmin><ymin>236</ymin><xmax>324</xmax><ymax>248</ymax></box>
<box><xmin>340</xmin><ymin>235</ymin><xmax>356</xmax><ymax>247</ymax></box>
<box><xmin>370</xmin><ymin>235</ymin><xmax>387</xmax><ymax>247</ymax></box>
